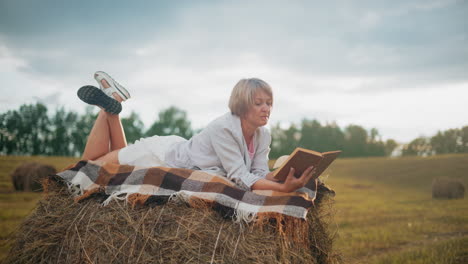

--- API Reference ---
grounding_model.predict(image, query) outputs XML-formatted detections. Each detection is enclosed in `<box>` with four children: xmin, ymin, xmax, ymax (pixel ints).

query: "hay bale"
<box><xmin>5</xmin><ymin>178</ymin><xmax>340</xmax><ymax>264</ymax></box>
<box><xmin>10</xmin><ymin>162</ymin><xmax>56</xmax><ymax>192</ymax></box>
<box><xmin>432</xmin><ymin>178</ymin><xmax>465</xmax><ymax>199</ymax></box>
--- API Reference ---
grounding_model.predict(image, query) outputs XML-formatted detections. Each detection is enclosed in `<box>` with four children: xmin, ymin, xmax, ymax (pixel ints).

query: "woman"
<box><xmin>78</xmin><ymin>72</ymin><xmax>316</xmax><ymax>192</ymax></box>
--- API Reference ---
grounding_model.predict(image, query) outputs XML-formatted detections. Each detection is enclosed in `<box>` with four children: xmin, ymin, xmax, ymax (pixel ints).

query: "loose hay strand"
<box><xmin>74</xmin><ymin>224</ymin><xmax>93</xmax><ymax>264</ymax></box>
<box><xmin>211</xmin><ymin>224</ymin><xmax>223</xmax><ymax>264</ymax></box>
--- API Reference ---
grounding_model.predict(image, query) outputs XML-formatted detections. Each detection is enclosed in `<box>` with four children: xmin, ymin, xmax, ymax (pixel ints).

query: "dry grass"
<box><xmin>4</xmin><ymin>178</ymin><xmax>339</xmax><ymax>264</ymax></box>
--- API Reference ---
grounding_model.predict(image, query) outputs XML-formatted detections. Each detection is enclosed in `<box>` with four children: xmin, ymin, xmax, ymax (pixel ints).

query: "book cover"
<box><xmin>272</xmin><ymin>148</ymin><xmax>341</xmax><ymax>183</ymax></box>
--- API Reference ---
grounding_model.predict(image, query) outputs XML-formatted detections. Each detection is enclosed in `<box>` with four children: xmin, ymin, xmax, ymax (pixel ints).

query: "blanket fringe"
<box><xmin>67</xmin><ymin>182</ymin><xmax>82</xmax><ymax>197</ymax></box>
<box><xmin>233</xmin><ymin>207</ymin><xmax>257</xmax><ymax>224</ymax></box>
<box><xmin>101</xmin><ymin>191</ymin><xmax>127</xmax><ymax>206</ymax></box>
<box><xmin>53</xmin><ymin>178</ymin><xmax>310</xmax><ymax>245</ymax></box>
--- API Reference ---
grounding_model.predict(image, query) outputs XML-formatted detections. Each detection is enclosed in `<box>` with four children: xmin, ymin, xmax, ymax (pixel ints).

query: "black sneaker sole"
<box><xmin>77</xmin><ymin>85</ymin><xmax>122</xmax><ymax>115</ymax></box>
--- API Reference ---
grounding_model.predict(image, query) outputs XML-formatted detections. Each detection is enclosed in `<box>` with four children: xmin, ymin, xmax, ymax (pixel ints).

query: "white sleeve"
<box><xmin>210</xmin><ymin>126</ymin><xmax>264</xmax><ymax>190</ymax></box>
<box><xmin>251</xmin><ymin>129</ymin><xmax>271</xmax><ymax>178</ymax></box>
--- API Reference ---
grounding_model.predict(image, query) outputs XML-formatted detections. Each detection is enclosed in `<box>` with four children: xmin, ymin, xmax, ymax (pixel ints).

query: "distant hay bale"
<box><xmin>4</xmin><ymin>178</ymin><xmax>340</xmax><ymax>264</ymax></box>
<box><xmin>10</xmin><ymin>162</ymin><xmax>56</xmax><ymax>192</ymax></box>
<box><xmin>432</xmin><ymin>178</ymin><xmax>465</xmax><ymax>199</ymax></box>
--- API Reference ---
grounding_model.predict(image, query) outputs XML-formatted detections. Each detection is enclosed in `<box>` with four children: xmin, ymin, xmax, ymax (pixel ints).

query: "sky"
<box><xmin>1</xmin><ymin>0</ymin><xmax>467</xmax><ymax>143</ymax></box>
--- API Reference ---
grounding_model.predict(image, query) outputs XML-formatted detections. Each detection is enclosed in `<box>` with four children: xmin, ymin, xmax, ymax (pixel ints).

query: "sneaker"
<box><xmin>94</xmin><ymin>71</ymin><xmax>131</xmax><ymax>101</ymax></box>
<box><xmin>77</xmin><ymin>85</ymin><xmax>122</xmax><ymax>115</ymax></box>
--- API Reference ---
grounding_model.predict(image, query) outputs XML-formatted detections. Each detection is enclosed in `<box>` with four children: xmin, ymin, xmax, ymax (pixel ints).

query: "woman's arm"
<box><xmin>252</xmin><ymin>166</ymin><xmax>316</xmax><ymax>192</ymax></box>
<box><xmin>250</xmin><ymin>129</ymin><xmax>272</xmax><ymax>179</ymax></box>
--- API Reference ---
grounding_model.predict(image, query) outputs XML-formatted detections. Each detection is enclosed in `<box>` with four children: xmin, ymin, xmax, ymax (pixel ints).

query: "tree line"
<box><xmin>0</xmin><ymin>103</ymin><xmax>192</xmax><ymax>157</ymax></box>
<box><xmin>269</xmin><ymin>120</ymin><xmax>398</xmax><ymax>158</ymax></box>
<box><xmin>1</xmin><ymin>103</ymin><xmax>466</xmax><ymax>158</ymax></box>
<box><xmin>401</xmin><ymin>127</ymin><xmax>468</xmax><ymax>156</ymax></box>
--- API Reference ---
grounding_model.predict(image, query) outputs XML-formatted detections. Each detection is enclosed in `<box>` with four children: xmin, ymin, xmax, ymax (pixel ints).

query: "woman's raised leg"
<box><xmin>79</xmin><ymin>72</ymin><xmax>131</xmax><ymax>162</ymax></box>
<box><xmin>107</xmin><ymin>113</ymin><xmax>127</xmax><ymax>151</ymax></box>
<box><xmin>92</xmin><ymin>111</ymin><xmax>127</xmax><ymax>163</ymax></box>
<box><xmin>81</xmin><ymin>110</ymin><xmax>112</xmax><ymax>160</ymax></box>
<box><xmin>81</xmin><ymin>90</ymin><xmax>127</xmax><ymax>161</ymax></box>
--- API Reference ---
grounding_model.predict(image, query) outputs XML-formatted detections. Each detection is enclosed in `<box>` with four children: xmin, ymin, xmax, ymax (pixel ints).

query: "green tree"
<box><xmin>48</xmin><ymin>107</ymin><xmax>79</xmax><ymax>156</ymax></box>
<box><xmin>430</xmin><ymin>128</ymin><xmax>465</xmax><ymax>154</ymax></box>
<box><xmin>343</xmin><ymin>125</ymin><xmax>368</xmax><ymax>157</ymax></box>
<box><xmin>384</xmin><ymin>139</ymin><xmax>398</xmax><ymax>156</ymax></box>
<box><xmin>461</xmin><ymin>126</ymin><xmax>468</xmax><ymax>152</ymax></box>
<box><xmin>318</xmin><ymin>122</ymin><xmax>345</xmax><ymax>152</ymax></box>
<box><xmin>145</xmin><ymin>106</ymin><xmax>193</xmax><ymax>139</ymax></box>
<box><xmin>369</xmin><ymin>128</ymin><xmax>379</xmax><ymax>142</ymax></box>
<box><xmin>270</xmin><ymin>123</ymin><xmax>300</xmax><ymax>159</ymax></box>
<box><xmin>402</xmin><ymin>137</ymin><xmax>432</xmax><ymax>156</ymax></box>
<box><xmin>298</xmin><ymin>119</ymin><xmax>322</xmax><ymax>150</ymax></box>
<box><xmin>270</xmin><ymin>121</ymin><xmax>394</xmax><ymax>158</ymax></box>
<box><xmin>0</xmin><ymin>110</ymin><xmax>18</xmax><ymax>154</ymax></box>
<box><xmin>0</xmin><ymin>103</ymin><xmax>50</xmax><ymax>155</ymax></box>
<box><xmin>366</xmin><ymin>128</ymin><xmax>386</xmax><ymax>156</ymax></box>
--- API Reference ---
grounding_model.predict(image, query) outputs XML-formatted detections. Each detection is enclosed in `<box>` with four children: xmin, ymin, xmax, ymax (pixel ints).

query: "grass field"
<box><xmin>0</xmin><ymin>154</ymin><xmax>467</xmax><ymax>263</ymax></box>
<box><xmin>0</xmin><ymin>155</ymin><xmax>80</xmax><ymax>260</ymax></box>
<box><xmin>326</xmin><ymin>154</ymin><xmax>468</xmax><ymax>263</ymax></box>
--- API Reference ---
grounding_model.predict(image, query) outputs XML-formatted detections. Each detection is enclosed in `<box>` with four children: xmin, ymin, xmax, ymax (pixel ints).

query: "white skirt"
<box><xmin>118</xmin><ymin>135</ymin><xmax>187</xmax><ymax>167</ymax></box>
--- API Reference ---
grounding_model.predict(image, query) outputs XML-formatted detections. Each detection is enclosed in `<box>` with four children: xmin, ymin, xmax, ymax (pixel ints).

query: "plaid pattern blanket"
<box><xmin>57</xmin><ymin>160</ymin><xmax>317</xmax><ymax>222</ymax></box>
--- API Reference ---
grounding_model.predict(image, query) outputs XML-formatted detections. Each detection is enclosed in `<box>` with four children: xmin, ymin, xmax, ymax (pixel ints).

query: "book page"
<box><xmin>313</xmin><ymin>151</ymin><xmax>341</xmax><ymax>178</ymax></box>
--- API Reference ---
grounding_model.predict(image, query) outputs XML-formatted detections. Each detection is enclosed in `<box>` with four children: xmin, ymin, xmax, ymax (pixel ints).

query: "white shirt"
<box><xmin>165</xmin><ymin>112</ymin><xmax>271</xmax><ymax>190</ymax></box>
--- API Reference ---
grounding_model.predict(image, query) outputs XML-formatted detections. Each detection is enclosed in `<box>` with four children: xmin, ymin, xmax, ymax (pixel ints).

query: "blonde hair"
<box><xmin>228</xmin><ymin>78</ymin><xmax>273</xmax><ymax>117</ymax></box>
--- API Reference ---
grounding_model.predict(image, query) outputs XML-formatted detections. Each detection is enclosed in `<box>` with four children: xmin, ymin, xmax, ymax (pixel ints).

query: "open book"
<box><xmin>272</xmin><ymin>148</ymin><xmax>341</xmax><ymax>188</ymax></box>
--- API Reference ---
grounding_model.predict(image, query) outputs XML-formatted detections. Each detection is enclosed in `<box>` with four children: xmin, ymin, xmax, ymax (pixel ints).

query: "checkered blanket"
<box><xmin>57</xmin><ymin>160</ymin><xmax>317</xmax><ymax>222</ymax></box>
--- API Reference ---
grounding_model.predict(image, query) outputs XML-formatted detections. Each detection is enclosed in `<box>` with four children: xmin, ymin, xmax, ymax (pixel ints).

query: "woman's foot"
<box><xmin>77</xmin><ymin>85</ymin><xmax>122</xmax><ymax>115</ymax></box>
<box><xmin>94</xmin><ymin>71</ymin><xmax>131</xmax><ymax>102</ymax></box>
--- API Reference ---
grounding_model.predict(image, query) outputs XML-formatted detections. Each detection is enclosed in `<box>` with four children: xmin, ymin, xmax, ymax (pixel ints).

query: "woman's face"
<box><xmin>243</xmin><ymin>89</ymin><xmax>273</xmax><ymax>128</ymax></box>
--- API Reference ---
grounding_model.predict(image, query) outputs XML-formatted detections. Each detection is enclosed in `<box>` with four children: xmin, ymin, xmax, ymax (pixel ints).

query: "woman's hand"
<box><xmin>265</xmin><ymin>170</ymin><xmax>280</xmax><ymax>181</ymax></box>
<box><xmin>280</xmin><ymin>166</ymin><xmax>316</xmax><ymax>193</ymax></box>
<box><xmin>251</xmin><ymin>166</ymin><xmax>317</xmax><ymax>192</ymax></box>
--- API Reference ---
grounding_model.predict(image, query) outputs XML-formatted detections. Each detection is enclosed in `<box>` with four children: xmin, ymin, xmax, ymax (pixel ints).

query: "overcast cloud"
<box><xmin>1</xmin><ymin>0</ymin><xmax>467</xmax><ymax>143</ymax></box>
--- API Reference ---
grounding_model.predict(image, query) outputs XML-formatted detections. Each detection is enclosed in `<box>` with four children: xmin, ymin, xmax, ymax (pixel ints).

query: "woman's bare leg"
<box><xmin>107</xmin><ymin>113</ymin><xmax>127</xmax><ymax>151</ymax></box>
<box><xmin>81</xmin><ymin>110</ymin><xmax>111</xmax><ymax>160</ymax></box>
<box><xmin>95</xmin><ymin>148</ymin><xmax>120</xmax><ymax>163</ymax></box>
<box><xmin>81</xmin><ymin>111</ymin><xmax>127</xmax><ymax>161</ymax></box>
<box><xmin>81</xmin><ymin>78</ymin><xmax>127</xmax><ymax>161</ymax></box>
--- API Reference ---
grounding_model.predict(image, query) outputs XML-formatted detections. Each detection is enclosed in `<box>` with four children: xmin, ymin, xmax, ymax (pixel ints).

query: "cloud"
<box><xmin>2</xmin><ymin>1</ymin><xmax>467</xmax><ymax>84</ymax></box>
<box><xmin>0</xmin><ymin>41</ymin><xmax>28</xmax><ymax>70</ymax></box>
<box><xmin>33</xmin><ymin>91</ymin><xmax>62</xmax><ymax>105</ymax></box>
<box><xmin>0</xmin><ymin>0</ymin><xmax>467</xmax><ymax>142</ymax></box>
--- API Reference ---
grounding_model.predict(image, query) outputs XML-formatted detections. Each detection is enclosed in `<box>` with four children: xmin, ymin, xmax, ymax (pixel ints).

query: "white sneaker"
<box><xmin>94</xmin><ymin>71</ymin><xmax>131</xmax><ymax>101</ymax></box>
